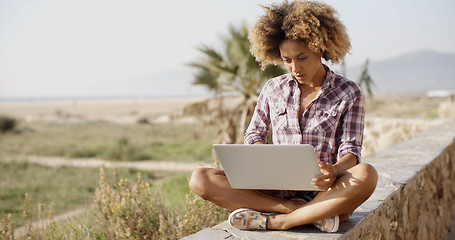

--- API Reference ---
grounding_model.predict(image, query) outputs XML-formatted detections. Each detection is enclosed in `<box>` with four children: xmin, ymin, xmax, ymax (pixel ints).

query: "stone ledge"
<box><xmin>182</xmin><ymin>120</ymin><xmax>455</xmax><ymax>240</ymax></box>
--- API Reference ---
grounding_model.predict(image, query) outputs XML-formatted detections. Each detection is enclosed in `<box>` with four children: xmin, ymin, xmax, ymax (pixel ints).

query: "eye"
<box><xmin>299</xmin><ymin>56</ymin><xmax>307</xmax><ymax>61</ymax></box>
<box><xmin>282</xmin><ymin>58</ymin><xmax>291</xmax><ymax>63</ymax></box>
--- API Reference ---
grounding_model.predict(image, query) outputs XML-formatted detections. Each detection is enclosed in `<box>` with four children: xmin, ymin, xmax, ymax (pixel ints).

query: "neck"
<box><xmin>304</xmin><ymin>64</ymin><xmax>326</xmax><ymax>88</ymax></box>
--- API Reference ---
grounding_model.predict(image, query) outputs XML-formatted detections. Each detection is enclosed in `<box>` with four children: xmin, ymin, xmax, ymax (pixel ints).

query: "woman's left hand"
<box><xmin>312</xmin><ymin>160</ymin><xmax>339</xmax><ymax>190</ymax></box>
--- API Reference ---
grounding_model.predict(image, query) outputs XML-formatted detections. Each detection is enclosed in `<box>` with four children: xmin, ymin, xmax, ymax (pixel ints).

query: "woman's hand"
<box><xmin>312</xmin><ymin>160</ymin><xmax>339</xmax><ymax>190</ymax></box>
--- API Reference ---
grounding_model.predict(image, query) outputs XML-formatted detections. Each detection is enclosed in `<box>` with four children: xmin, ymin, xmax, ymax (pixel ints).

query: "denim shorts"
<box><xmin>271</xmin><ymin>190</ymin><xmax>319</xmax><ymax>202</ymax></box>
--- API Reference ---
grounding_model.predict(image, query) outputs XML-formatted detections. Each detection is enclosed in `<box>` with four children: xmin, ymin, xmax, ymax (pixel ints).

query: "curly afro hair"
<box><xmin>249</xmin><ymin>0</ymin><xmax>351</xmax><ymax>67</ymax></box>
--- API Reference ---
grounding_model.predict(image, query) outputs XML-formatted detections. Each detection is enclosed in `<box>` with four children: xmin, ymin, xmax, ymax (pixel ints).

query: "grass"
<box><xmin>0</xmin><ymin>160</ymin><xmax>162</xmax><ymax>227</ymax></box>
<box><xmin>0</xmin><ymin>166</ymin><xmax>228</xmax><ymax>240</ymax></box>
<box><xmin>0</xmin><ymin>121</ymin><xmax>215</xmax><ymax>162</ymax></box>
<box><xmin>153</xmin><ymin>172</ymin><xmax>192</xmax><ymax>210</ymax></box>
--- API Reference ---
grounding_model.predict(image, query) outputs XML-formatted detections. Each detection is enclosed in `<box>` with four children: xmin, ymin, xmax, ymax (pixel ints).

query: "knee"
<box><xmin>350</xmin><ymin>163</ymin><xmax>378</xmax><ymax>196</ymax></box>
<box><xmin>188</xmin><ymin>168</ymin><xmax>211</xmax><ymax>199</ymax></box>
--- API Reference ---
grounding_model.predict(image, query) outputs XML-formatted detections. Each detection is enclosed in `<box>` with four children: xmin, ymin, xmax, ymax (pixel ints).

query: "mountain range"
<box><xmin>345</xmin><ymin>49</ymin><xmax>455</xmax><ymax>94</ymax></box>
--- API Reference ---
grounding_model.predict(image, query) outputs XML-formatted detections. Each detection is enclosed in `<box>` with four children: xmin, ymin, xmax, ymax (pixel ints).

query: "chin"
<box><xmin>294</xmin><ymin>77</ymin><xmax>306</xmax><ymax>84</ymax></box>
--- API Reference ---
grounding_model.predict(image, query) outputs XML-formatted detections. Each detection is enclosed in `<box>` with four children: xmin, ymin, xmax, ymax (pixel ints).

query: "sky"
<box><xmin>0</xmin><ymin>0</ymin><xmax>454</xmax><ymax>99</ymax></box>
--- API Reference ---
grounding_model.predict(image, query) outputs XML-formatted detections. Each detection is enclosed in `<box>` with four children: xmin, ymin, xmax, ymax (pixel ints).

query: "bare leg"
<box><xmin>267</xmin><ymin>163</ymin><xmax>378</xmax><ymax>230</ymax></box>
<box><xmin>189</xmin><ymin>168</ymin><xmax>303</xmax><ymax>214</ymax></box>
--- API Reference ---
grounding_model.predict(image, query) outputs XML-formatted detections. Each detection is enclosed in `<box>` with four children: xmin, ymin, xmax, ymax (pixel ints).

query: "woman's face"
<box><xmin>278</xmin><ymin>39</ymin><xmax>324</xmax><ymax>86</ymax></box>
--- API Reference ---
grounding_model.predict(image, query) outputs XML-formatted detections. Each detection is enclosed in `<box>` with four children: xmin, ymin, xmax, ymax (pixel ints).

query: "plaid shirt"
<box><xmin>244</xmin><ymin>66</ymin><xmax>364</xmax><ymax>165</ymax></box>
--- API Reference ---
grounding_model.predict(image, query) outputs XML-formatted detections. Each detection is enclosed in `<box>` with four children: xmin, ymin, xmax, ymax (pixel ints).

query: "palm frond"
<box><xmin>188</xmin><ymin>22</ymin><xmax>286</xmax><ymax>100</ymax></box>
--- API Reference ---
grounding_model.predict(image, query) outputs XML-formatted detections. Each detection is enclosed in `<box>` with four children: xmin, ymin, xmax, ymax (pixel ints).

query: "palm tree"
<box><xmin>188</xmin><ymin>22</ymin><xmax>286</xmax><ymax>143</ymax></box>
<box><xmin>357</xmin><ymin>59</ymin><xmax>375</xmax><ymax>97</ymax></box>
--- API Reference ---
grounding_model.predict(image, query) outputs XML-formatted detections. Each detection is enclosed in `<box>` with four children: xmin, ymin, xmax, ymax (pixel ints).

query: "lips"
<box><xmin>293</xmin><ymin>74</ymin><xmax>305</xmax><ymax>81</ymax></box>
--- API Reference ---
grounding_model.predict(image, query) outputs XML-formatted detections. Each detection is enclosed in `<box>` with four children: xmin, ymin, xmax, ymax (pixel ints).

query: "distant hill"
<box><xmin>346</xmin><ymin>49</ymin><xmax>455</xmax><ymax>94</ymax></box>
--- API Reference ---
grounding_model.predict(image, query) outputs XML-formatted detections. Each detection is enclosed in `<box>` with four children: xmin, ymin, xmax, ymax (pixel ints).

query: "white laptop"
<box><xmin>213</xmin><ymin>144</ymin><xmax>323</xmax><ymax>191</ymax></box>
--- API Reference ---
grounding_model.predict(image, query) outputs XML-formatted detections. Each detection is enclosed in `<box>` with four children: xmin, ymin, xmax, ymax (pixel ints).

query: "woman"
<box><xmin>189</xmin><ymin>0</ymin><xmax>378</xmax><ymax>233</ymax></box>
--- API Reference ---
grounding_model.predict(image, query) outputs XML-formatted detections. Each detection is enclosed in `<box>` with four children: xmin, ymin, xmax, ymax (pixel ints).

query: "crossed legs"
<box><xmin>189</xmin><ymin>163</ymin><xmax>378</xmax><ymax>230</ymax></box>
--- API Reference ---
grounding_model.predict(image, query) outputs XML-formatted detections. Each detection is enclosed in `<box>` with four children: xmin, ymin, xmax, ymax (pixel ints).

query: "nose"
<box><xmin>291</xmin><ymin>61</ymin><xmax>301</xmax><ymax>73</ymax></box>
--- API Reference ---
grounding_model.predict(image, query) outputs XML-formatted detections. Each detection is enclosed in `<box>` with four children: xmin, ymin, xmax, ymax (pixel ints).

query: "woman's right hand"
<box><xmin>312</xmin><ymin>160</ymin><xmax>339</xmax><ymax>190</ymax></box>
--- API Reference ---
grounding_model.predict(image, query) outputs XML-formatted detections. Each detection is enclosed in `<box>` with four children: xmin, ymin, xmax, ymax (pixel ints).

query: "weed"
<box><xmin>0</xmin><ymin>214</ymin><xmax>14</xmax><ymax>240</ymax></box>
<box><xmin>93</xmin><ymin>166</ymin><xmax>228</xmax><ymax>239</ymax></box>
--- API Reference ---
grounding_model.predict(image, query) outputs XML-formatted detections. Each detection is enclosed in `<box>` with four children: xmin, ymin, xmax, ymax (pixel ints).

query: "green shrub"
<box><xmin>101</xmin><ymin>137</ymin><xmax>139</xmax><ymax>161</ymax></box>
<box><xmin>0</xmin><ymin>115</ymin><xmax>16</xmax><ymax>133</ymax></box>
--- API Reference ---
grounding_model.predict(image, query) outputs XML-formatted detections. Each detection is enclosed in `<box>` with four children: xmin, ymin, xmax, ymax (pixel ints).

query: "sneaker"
<box><xmin>228</xmin><ymin>208</ymin><xmax>269</xmax><ymax>230</ymax></box>
<box><xmin>292</xmin><ymin>197</ymin><xmax>340</xmax><ymax>233</ymax></box>
<box><xmin>313</xmin><ymin>215</ymin><xmax>340</xmax><ymax>233</ymax></box>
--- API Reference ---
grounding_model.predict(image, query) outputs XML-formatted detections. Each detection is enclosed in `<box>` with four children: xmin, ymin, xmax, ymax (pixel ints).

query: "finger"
<box><xmin>313</xmin><ymin>176</ymin><xmax>335</xmax><ymax>184</ymax></box>
<box><xmin>313</xmin><ymin>174</ymin><xmax>330</xmax><ymax>182</ymax></box>
<box><xmin>319</xmin><ymin>164</ymin><xmax>330</xmax><ymax>173</ymax></box>
<box><xmin>313</xmin><ymin>172</ymin><xmax>333</xmax><ymax>180</ymax></box>
<box><xmin>313</xmin><ymin>180</ymin><xmax>333</xmax><ymax>190</ymax></box>
<box><xmin>316</xmin><ymin>167</ymin><xmax>336</xmax><ymax>177</ymax></box>
<box><xmin>318</xmin><ymin>160</ymin><xmax>328</xmax><ymax>168</ymax></box>
<box><xmin>312</xmin><ymin>178</ymin><xmax>335</xmax><ymax>190</ymax></box>
<box><xmin>314</xmin><ymin>176</ymin><xmax>336</xmax><ymax>186</ymax></box>
<box><xmin>318</xmin><ymin>161</ymin><xmax>335</xmax><ymax>173</ymax></box>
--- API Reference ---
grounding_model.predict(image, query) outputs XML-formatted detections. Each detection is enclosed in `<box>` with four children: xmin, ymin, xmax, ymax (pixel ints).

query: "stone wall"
<box><xmin>341</xmin><ymin>140</ymin><xmax>455</xmax><ymax>240</ymax></box>
<box><xmin>362</xmin><ymin>117</ymin><xmax>443</xmax><ymax>158</ymax></box>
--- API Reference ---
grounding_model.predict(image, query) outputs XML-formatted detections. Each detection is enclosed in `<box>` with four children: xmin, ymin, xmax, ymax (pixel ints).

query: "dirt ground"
<box><xmin>0</xmin><ymin>97</ymin><xmax>205</xmax><ymax>122</ymax></box>
<box><xmin>0</xmin><ymin>96</ymin><xmax>246</xmax><ymax>124</ymax></box>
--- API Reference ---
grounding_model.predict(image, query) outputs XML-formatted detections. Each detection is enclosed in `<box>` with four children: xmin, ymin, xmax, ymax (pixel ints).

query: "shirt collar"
<box><xmin>321</xmin><ymin>64</ymin><xmax>337</xmax><ymax>91</ymax></box>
